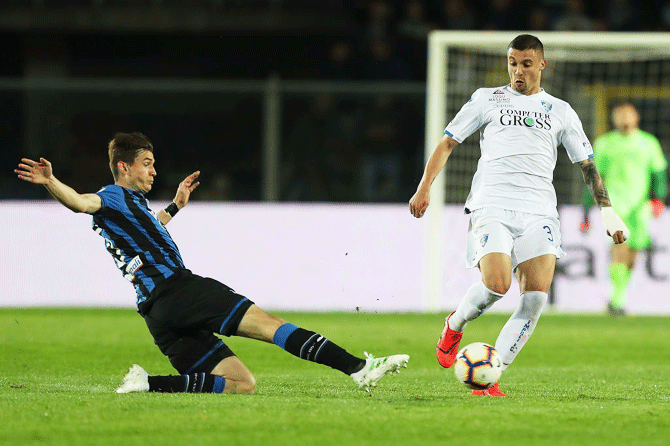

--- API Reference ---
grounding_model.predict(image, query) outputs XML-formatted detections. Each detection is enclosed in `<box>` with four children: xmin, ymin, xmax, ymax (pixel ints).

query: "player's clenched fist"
<box><xmin>409</xmin><ymin>189</ymin><xmax>430</xmax><ymax>218</ymax></box>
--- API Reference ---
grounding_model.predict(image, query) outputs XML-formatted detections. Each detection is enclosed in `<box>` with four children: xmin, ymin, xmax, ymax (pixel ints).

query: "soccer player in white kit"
<box><xmin>409</xmin><ymin>34</ymin><xmax>629</xmax><ymax>396</ymax></box>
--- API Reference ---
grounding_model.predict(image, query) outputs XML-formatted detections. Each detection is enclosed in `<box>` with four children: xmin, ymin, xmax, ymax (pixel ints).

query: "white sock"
<box><xmin>495</xmin><ymin>291</ymin><xmax>547</xmax><ymax>370</ymax></box>
<box><xmin>449</xmin><ymin>281</ymin><xmax>505</xmax><ymax>332</ymax></box>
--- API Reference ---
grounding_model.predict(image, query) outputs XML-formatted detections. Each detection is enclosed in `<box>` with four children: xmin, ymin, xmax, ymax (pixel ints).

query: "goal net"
<box><xmin>422</xmin><ymin>31</ymin><xmax>670</xmax><ymax>310</ymax></box>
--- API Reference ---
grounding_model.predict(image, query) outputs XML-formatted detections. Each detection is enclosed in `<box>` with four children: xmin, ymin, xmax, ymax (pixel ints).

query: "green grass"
<box><xmin>1</xmin><ymin>309</ymin><xmax>669</xmax><ymax>446</ymax></box>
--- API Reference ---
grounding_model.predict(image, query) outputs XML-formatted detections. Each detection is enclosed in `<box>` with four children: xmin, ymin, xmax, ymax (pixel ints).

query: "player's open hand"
<box><xmin>173</xmin><ymin>171</ymin><xmax>201</xmax><ymax>209</ymax></box>
<box><xmin>15</xmin><ymin>158</ymin><xmax>53</xmax><ymax>185</ymax></box>
<box><xmin>409</xmin><ymin>189</ymin><xmax>430</xmax><ymax>218</ymax></box>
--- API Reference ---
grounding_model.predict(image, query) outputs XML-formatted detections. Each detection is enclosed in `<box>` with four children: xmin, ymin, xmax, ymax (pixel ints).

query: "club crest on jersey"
<box><xmin>541</xmin><ymin>100</ymin><xmax>553</xmax><ymax>112</ymax></box>
<box><xmin>480</xmin><ymin>234</ymin><xmax>489</xmax><ymax>247</ymax></box>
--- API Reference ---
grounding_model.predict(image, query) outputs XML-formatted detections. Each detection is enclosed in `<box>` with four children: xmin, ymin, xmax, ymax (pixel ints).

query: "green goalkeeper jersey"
<box><xmin>592</xmin><ymin>129</ymin><xmax>668</xmax><ymax>217</ymax></box>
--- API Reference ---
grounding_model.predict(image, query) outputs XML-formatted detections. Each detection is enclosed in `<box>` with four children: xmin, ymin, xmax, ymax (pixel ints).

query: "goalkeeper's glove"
<box><xmin>601</xmin><ymin>207</ymin><xmax>630</xmax><ymax>241</ymax></box>
<box><xmin>579</xmin><ymin>216</ymin><xmax>590</xmax><ymax>234</ymax></box>
<box><xmin>650</xmin><ymin>198</ymin><xmax>665</xmax><ymax>218</ymax></box>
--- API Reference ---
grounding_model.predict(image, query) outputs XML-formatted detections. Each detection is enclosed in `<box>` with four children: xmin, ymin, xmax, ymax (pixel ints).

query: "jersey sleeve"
<box><xmin>95</xmin><ymin>185</ymin><xmax>125</xmax><ymax>212</ymax></box>
<box><xmin>444</xmin><ymin>89</ymin><xmax>485</xmax><ymax>143</ymax></box>
<box><xmin>559</xmin><ymin>105</ymin><xmax>593</xmax><ymax>163</ymax></box>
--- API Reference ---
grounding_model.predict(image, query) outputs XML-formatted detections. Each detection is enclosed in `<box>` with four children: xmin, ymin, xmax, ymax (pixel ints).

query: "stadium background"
<box><xmin>1</xmin><ymin>0</ymin><xmax>669</xmax><ymax>313</ymax></box>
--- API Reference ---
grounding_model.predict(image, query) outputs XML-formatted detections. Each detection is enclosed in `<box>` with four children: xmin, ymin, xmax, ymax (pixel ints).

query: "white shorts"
<box><xmin>465</xmin><ymin>207</ymin><xmax>566</xmax><ymax>270</ymax></box>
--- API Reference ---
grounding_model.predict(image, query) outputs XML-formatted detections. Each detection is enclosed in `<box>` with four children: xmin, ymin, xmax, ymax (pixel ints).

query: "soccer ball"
<box><xmin>454</xmin><ymin>342</ymin><xmax>503</xmax><ymax>390</ymax></box>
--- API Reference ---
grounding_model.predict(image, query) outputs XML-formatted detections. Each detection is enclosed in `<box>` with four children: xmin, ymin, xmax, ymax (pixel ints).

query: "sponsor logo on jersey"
<box><xmin>499</xmin><ymin>109</ymin><xmax>552</xmax><ymax>130</ymax></box>
<box><xmin>489</xmin><ymin>90</ymin><xmax>510</xmax><ymax>103</ymax></box>
<box><xmin>126</xmin><ymin>255</ymin><xmax>143</xmax><ymax>277</ymax></box>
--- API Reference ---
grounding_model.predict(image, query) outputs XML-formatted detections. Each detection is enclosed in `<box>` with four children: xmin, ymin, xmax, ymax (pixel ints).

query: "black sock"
<box><xmin>282</xmin><ymin>327</ymin><xmax>366</xmax><ymax>375</ymax></box>
<box><xmin>147</xmin><ymin>373</ymin><xmax>226</xmax><ymax>393</ymax></box>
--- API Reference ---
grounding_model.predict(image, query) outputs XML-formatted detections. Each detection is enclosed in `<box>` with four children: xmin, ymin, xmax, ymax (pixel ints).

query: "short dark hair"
<box><xmin>508</xmin><ymin>34</ymin><xmax>544</xmax><ymax>59</ymax></box>
<box><xmin>108</xmin><ymin>132</ymin><xmax>154</xmax><ymax>181</ymax></box>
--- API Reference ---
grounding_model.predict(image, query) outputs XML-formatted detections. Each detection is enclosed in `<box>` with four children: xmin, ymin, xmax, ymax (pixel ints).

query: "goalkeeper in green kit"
<box><xmin>580</xmin><ymin>103</ymin><xmax>668</xmax><ymax>316</ymax></box>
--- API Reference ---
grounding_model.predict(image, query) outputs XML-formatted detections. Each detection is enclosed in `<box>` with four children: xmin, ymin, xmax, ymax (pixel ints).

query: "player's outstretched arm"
<box><xmin>578</xmin><ymin>158</ymin><xmax>629</xmax><ymax>244</ymax></box>
<box><xmin>157</xmin><ymin>171</ymin><xmax>200</xmax><ymax>225</ymax></box>
<box><xmin>410</xmin><ymin>135</ymin><xmax>458</xmax><ymax>218</ymax></box>
<box><xmin>15</xmin><ymin>157</ymin><xmax>101</xmax><ymax>214</ymax></box>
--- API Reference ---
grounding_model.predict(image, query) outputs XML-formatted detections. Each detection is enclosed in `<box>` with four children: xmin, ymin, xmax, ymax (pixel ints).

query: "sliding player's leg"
<box><xmin>237</xmin><ymin>304</ymin><xmax>409</xmax><ymax>390</ymax></box>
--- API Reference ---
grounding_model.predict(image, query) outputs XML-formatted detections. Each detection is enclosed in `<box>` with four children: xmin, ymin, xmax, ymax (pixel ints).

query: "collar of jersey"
<box><xmin>115</xmin><ymin>184</ymin><xmax>146</xmax><ymax>198</ymax></box>
<box><xmin>505</xmin><ymin>84</ymin><xmax>546</xmax><ymax>97</ymax></box>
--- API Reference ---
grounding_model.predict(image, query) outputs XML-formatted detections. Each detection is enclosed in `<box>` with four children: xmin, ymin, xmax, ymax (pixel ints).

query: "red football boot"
<box><xmin>436</xmin><ymin>312</ymin><xmax>463</xmax><ymax>368</ymax></box>
<box><xmin>472</xmin><ymin>382</ymin><xmax>507</xmax><ymax>397</ymax></box>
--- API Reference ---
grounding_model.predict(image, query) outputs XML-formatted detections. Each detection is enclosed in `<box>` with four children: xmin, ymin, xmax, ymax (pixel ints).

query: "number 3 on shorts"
<box><xmin>543</xmin><ymin>225</ymin><xmax>553</xmax><ymax>242</ymax></box>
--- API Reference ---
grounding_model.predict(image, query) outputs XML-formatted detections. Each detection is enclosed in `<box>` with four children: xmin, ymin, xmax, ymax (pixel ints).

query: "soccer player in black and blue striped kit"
<box><xmin>16</xmin><ymin>132</ymin><xmax>408</xmax><ymax>394</ymax></box>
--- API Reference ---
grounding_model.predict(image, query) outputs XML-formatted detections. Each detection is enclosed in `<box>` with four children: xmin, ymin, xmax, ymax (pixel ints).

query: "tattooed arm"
<box><xmin>578</xmin><ymin>158</ymin><xmax>611</xmax><ymax>208</ymax></box>
<box><xmin>578</xmin><ymin>158</ymin><xmax>628</xmax><ymax>244</ymax></box>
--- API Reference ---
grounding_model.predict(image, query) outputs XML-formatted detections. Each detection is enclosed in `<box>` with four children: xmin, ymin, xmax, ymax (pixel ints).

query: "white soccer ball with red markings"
<box><xmin>454</xmin><ymin>342</ymin><xmax>503</xmax><ymax>390</ymax></box>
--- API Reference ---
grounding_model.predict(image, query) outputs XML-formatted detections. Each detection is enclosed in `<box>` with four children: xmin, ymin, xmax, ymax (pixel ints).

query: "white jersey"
<box><xmin>445</xmin><ymin>85</ymin><xmax>593</xmax><ymax>218</ymax></box>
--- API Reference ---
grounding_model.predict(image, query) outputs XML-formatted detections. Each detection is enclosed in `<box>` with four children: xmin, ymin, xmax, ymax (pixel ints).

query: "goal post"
<box><xmin>423</xmin><ymin>31</ymin><xmax>670</xmax><ymax>312</ymax></box>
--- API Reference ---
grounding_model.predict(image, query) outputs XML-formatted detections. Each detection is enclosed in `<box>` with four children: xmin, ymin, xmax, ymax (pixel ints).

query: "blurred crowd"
<box><xmin>1</xmin><ymin>0</ymin><xmax>668</xmax><ymax>202</ymax></box>
<box><xmin>9</xmin><ymin>0</ymin><xmax>668</xmax><ymax>81</ymax></box>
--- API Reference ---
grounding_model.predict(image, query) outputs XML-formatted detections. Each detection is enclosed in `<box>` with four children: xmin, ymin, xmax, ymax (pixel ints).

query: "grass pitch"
<box><xmin>1</xmin><ymin>309</ymin><xmax>669</xmax><ymax>446</ymax></box>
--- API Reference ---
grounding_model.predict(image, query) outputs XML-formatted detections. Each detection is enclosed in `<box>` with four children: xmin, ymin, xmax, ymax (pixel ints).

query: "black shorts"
<box><xmin>141</xmin><ymin>269</ymin><xmax>254</xmax><ymax>374</ymax></box>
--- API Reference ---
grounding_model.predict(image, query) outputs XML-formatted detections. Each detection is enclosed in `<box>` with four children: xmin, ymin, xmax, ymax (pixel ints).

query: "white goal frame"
<box><xmin>423</xmin><ymin>31</ymin><xmax>670</xmax><ymax>311</ymax></box>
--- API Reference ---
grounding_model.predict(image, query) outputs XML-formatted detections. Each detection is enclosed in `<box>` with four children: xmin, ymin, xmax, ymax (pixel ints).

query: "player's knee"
<box><xmin>483</xmin><ymin>278</ymin><xmax>511</xmax><ymax>295</ymax></box>
<box><xmin>480</xmin><ymin>268</ymin><xmax>511</xmax><ymax>295</ymax></box>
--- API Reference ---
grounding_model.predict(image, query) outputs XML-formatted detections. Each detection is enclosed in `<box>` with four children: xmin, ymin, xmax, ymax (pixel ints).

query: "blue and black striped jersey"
<box><xmin>92</xmin><ymin>185</ymin><xmax>185</xmax><ymax>306</ymax></box>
